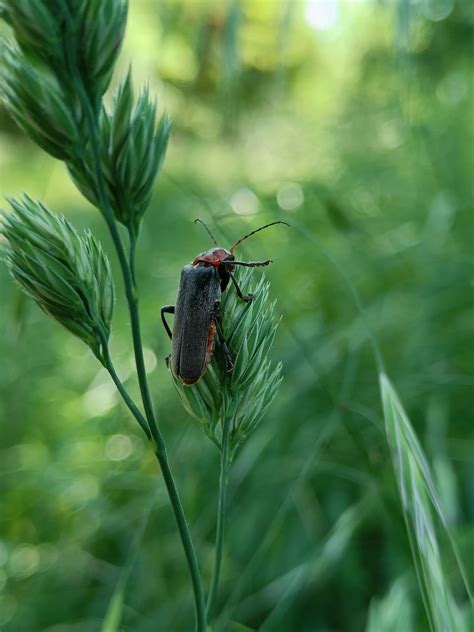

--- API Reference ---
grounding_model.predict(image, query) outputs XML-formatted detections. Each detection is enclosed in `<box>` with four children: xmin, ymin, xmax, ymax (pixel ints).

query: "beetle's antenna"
<box><xmin>194</xmin><ymin>218</ymin><xmax>219</xmax><ymax>246</ymax></box>
<box><xmin>230</xmin><ymin>221</ymin><xmax>290</xmax><ymax>254</ymax></box>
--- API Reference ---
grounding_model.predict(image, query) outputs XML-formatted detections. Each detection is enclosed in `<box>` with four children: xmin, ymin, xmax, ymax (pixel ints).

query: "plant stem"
<box><xmin>128</xmin><ymin>223</ymin><xmax>138</xmax><ymax>287</ymax></box>
<box><xmin>206</xmin><ymin>412</ymin><xmax>233</xmax><ymax>622</ymax></box>
<box><xmin>100</xmin><ymin>341</ymin><xmax>151</xmax><ymax>440</ymax></box>
<box><xmin>101</xmin><ymin>340</ymin><xmax>207</xmax><ymax>631</ymax></box>
<box><xmin>71</xmin><ymin>75</ymin><xmax>206</xmax><ymax>632</ymax></box>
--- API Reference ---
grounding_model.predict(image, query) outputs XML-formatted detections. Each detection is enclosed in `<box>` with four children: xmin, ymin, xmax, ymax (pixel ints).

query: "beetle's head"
<box><xmin>192</xmin><ymin>247</ymin><xmax>233</xmax><ymax>267</ymax></box>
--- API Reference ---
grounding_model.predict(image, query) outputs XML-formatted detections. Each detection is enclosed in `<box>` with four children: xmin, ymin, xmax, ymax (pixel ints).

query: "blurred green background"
<box><xmin>0</xmin><ymin>1</ymin><xmax>473</xmax><ymax>630</ymax></box>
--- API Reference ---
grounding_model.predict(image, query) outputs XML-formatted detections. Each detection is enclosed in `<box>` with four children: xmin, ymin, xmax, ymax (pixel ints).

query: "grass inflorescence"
<box><xmin>1</xmin><ymin>195</ymin><xmax>114</xmax><ymax>361</ymax></box>
<box><xmin>170</xmin><ymin>268</ymin><xmax>283</xmax><ymax>455</ymax></box>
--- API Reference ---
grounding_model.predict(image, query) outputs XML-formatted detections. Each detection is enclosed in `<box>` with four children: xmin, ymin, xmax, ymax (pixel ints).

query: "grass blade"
<box><xmin>379</xmin><ymin>373</ymin><xmax>468</xmax><ymax>632</ymax></box>
<box><xmin>101</xmin><ymin>589</ymin><xmax>125</xmax><ymax>632</ymax></box>
<box><xmin>365</xmin><ymin>577</ymin><xmax>413</xmax><ymax>632</ymax></box>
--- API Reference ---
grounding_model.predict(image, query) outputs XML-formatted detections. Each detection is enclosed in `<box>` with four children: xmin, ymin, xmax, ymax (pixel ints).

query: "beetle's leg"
<box><xmin>161</xmin><ymin>305</ymin><xmax>175</xmax><ymax>340</ymax></box>
<box><xmin>212</xmin><ymin>304</ymin><xmax>234</xmax><ymax>373</ymax></box>
<box><xmin>230</xmin><ymin>259</ymin><xmax>272</xmax><ymax>268</ymax></box>
<box><xmin>228</xmin><ymin>271</ymin><xmax>253</xmax><ymax>303</ymax></box>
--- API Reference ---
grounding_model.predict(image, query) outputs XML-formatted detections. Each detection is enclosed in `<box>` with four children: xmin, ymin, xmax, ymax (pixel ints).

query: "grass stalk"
<box><xmin>206</xmin><ymin>411</ymin><xmax>234</xmax><ymax>622</ymax></box>
<box><xmin>101</xmin><ymin>339</ymin><xmax>151</xmax><ymax>440</ymax></box>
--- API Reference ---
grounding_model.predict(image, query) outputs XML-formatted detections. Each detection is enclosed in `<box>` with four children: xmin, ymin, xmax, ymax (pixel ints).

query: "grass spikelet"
<box><xmin>169</xmin><ymin>267</ymin><xmax>283</xmax><ymax>455</ymax></box>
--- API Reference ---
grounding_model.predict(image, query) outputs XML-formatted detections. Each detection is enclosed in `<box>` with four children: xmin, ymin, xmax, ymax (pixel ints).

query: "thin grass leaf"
<box><xmin>101</xmin><ymin>590</ymin><xmax>124</xmax><ymax>632</ymax></box>
<box><xmin>380</xmin><ymin>373</ymin><xmax>469</xmax><ymax>632</ymax></box>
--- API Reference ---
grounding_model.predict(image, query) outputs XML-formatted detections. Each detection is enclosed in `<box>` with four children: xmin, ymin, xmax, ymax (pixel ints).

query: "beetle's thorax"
<box><xmin>192</xmin><ymin>247</ymin><xmax>233</xmax><ymax>267</ymax></box>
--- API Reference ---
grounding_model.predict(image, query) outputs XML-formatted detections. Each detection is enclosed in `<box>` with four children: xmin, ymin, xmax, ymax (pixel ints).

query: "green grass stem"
<box><xmin>206</xmin><ymin>410</ymin><xmax>234</xmax><ymax>622</ymax></box>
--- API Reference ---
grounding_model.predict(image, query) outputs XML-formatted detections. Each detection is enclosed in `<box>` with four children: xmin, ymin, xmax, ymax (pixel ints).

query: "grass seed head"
<box><xmin>68</xmin><ymin>71</ymin><xmax>171</xmax><ymax>228</ymax></box>
<box><xmin>169</xmin><ymin>268</ymin><xmax>283</xmax><ymax>454</ymax></box>
<box><xmin>1</xmin><ymin>196</ymin><xmax>115</xmax><ymax>361</ymax></box>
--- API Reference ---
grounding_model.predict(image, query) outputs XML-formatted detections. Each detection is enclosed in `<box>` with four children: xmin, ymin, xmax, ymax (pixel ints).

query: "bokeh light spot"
<box><xmin>143</xmin><ymin>347</ymin><xmax>157</xmax><ymax>374</ymax></box>
<box><xmin>105</xmin><ymin>434</ymin><xmax>133</xmax><ymax>461</ymax></box>
<box><xmin>277</xmin><ymin>183</ymin><xmax>304</xmax><ymax>211</ymax></box>
<box><xmin>437</xmin><ymin>72</ymin><xmax>468</xmax><ymax>106</ymax></box>
<box><xmin>423</xmin><ymin>0</ymin><xmax>454</xmax><ymax>22</ymax></box>
<box><xmin>9</xmin><ymin>545</ymin><xmax>40</xmax><ymax>579</ymax></box>
<box><xmin>68</xmin><ymin>476</ymin><xmax>100</xmax><ymax>505</ymax></box>
<box><xmin>379</xmin><ymin>120</ymin><xmax>404</xmax><ymax>150</ymax></box>
<box><xmin>83</xmin><ymin>382</ymin><xmax>117</xmax><ymax>417</ymax></box>
<box><xmin>305</xmin><ymin>0</ymin><xmax>339</xmax><ymax>30</ymax></box>
<box><xmin>230</xmin><ymin>188</ymin><xmax>259</xmax><ymax>215</ymax></box>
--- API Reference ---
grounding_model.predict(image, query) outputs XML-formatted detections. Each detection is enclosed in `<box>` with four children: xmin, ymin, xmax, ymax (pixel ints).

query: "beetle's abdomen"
<box><xmin>181</xmin><ymin>320</ymin><xmax>216</xmax><ymax>385</ymax></box>
<box><xmin>172</xmin><ymin>265</ymin><xmax>221</xmax><ymax>385</ymax></box>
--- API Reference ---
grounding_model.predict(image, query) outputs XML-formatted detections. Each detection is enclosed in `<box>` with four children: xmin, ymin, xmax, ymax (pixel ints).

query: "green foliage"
<box><xmin>1</xmin><ymin>3</ymin><xmax>205</xmax><ymax>630</ymax></box>
<box><xmin>1</xmin><ymin>195</ymin><xmax>114</xmax><ymax>360</ymax></box>
<box><xmin>0</xmin><ymin>1</ymin><xmax>473</xmax><ymax>631</ymax></box>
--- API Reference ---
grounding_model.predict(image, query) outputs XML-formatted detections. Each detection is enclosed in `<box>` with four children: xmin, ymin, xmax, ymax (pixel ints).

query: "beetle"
<box><xmin>161</xmin><ymin>219</ymin><xmax>288</xmax><ymax>385</ymax></box>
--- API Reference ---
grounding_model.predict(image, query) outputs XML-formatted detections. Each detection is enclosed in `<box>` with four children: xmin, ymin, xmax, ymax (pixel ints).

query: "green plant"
<box><xmin>0</xmin><ymin>0</ymin><xmax>204</xmax><ymax>626</ymax></box>
<box><xmin>0</xmin><ymin>2</ymin><xmax>282</xmax><ymax>630</ymax></box>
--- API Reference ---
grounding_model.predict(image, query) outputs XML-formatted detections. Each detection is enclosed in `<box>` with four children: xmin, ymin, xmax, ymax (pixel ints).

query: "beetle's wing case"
<box><xmin>172</xmin><ymin>264</ymin><xmax>221</xmax><ymax>384</ymax></box>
